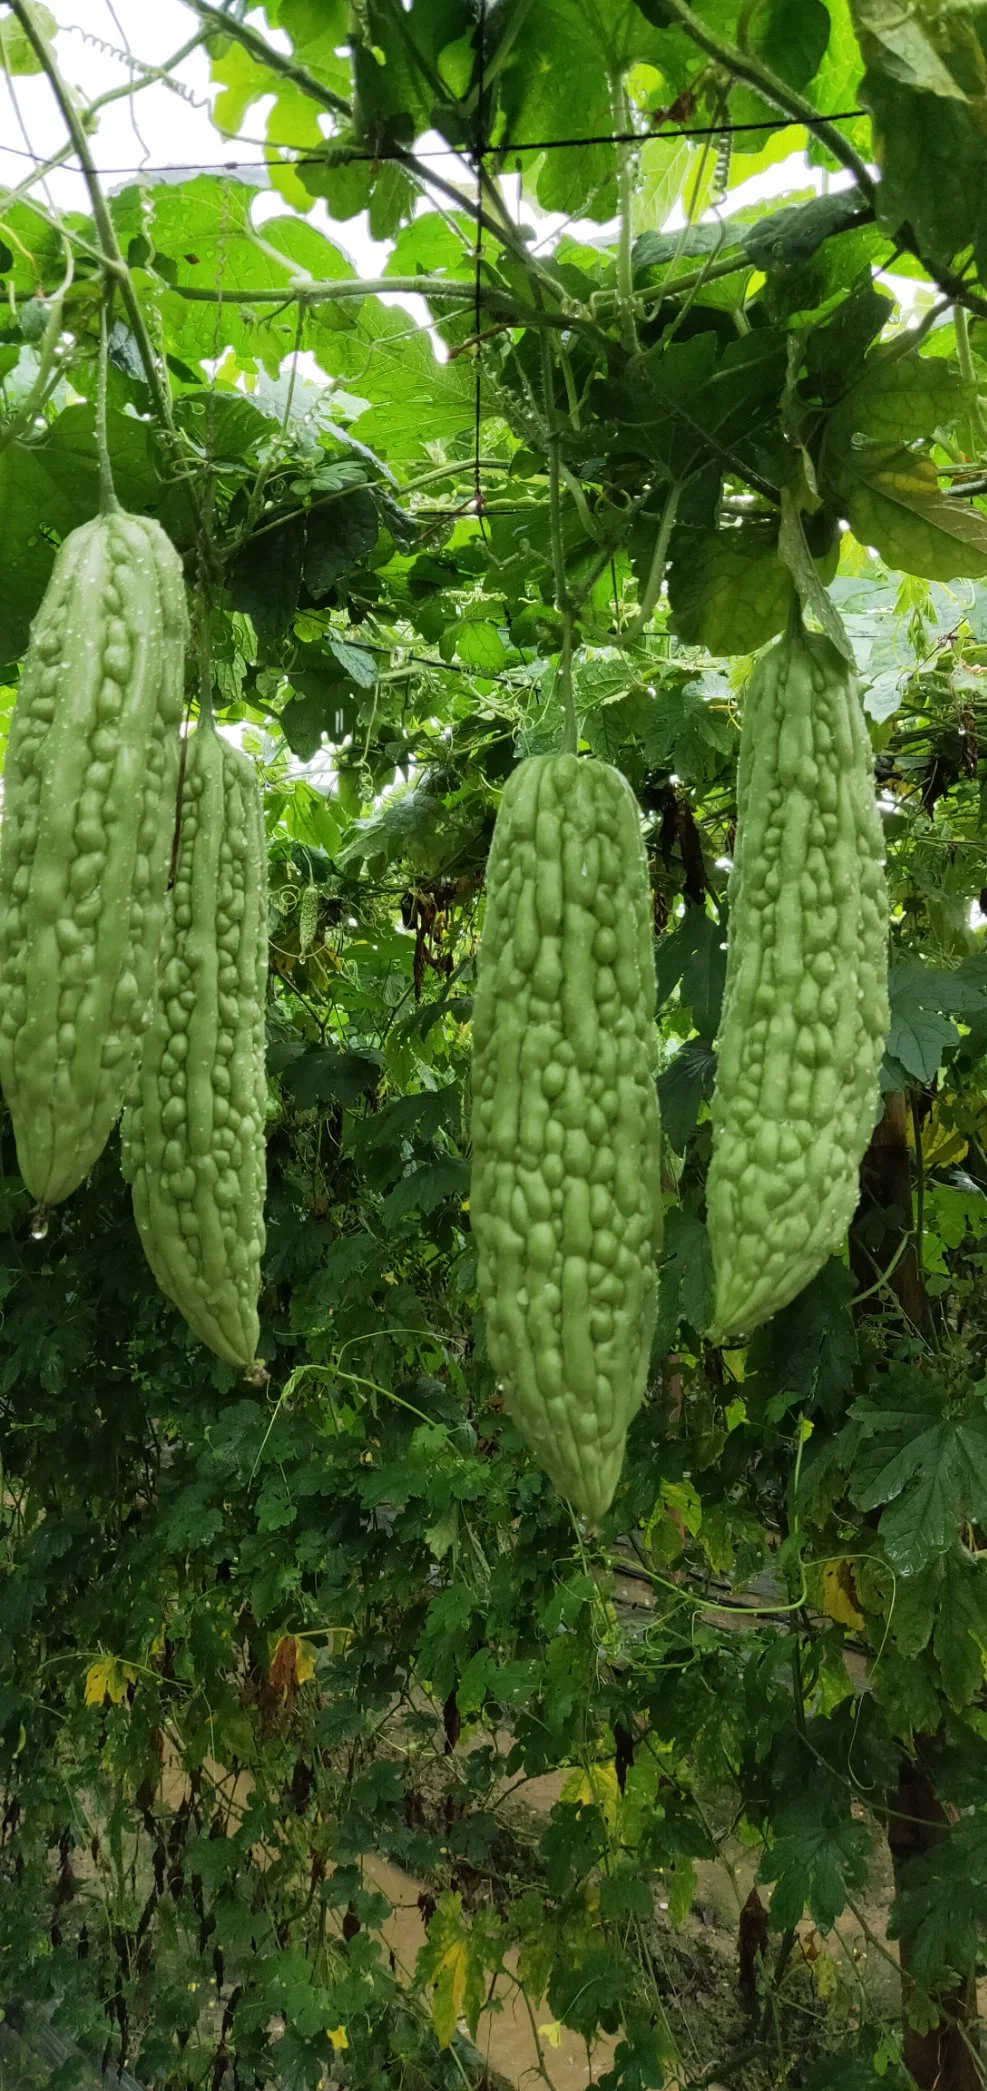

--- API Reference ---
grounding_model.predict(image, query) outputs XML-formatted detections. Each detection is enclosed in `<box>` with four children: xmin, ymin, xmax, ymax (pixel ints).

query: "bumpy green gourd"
<box><xmin>0</xmin><ymin>510</ymin><xmax>187</xmax><ymax>1205</ymax></box>
<box><xmin>706</xmin><ymin>616</ymin><xmax>889</xmax><ymax>1341</ymax></box>
<box><xmin>471</xmin><ymin>753</ymin><xmax>662</xmax><ymax>1521</ymax></box>
<box><xmin>121</xmin><ymin>719</ymin><xmax>268</xmax><ymax>1371</ymax></box>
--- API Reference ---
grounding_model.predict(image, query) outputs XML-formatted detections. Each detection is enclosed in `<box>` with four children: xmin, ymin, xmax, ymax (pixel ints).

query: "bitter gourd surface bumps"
<box><xmin>0</xmin><ymin>511</ymin><xmax>187</xmax><ymax>1204</ymax></box>
<box><xmin>471</xmin><ymin>754</ymin><xmax>662</xmax><ymax>1521</ymax></box>
<box><xmin>707</xmin><ymin>618</ymin><xmax>889</xmax><ymax>1341</ymax></box>
<box><xmin>121</xmin><ymin>720</ymin><xmax>268</xmax><ymax>1370</ymax></box>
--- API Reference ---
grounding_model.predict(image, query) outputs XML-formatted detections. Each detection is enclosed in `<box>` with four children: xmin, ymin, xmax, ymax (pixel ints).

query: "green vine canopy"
<box><xmin>3</xmin><ymin>4</ymin><xmax>987</xmax><ymax>2090</ymax></box>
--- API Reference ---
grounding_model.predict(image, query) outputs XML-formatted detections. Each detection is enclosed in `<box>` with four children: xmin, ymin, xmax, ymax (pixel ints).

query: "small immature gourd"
<box><xmin>0</xmin><ymin>510</ymin><xmax>188</xmax><ymax>1204</ymax></box>
<box><xmin>706</xmin><ymin>614</ymin><xmax>889</xmax><ymax>1341</ymax></box>
<box><xmin>471</xmin><ymin>753</ymin><xmax>663</xmax><ymax>1521</ymax></box>
<box><xmin>121</xmin><ymin>717</ymin><xmax>268</xmax><ymax>1372</ymax></box>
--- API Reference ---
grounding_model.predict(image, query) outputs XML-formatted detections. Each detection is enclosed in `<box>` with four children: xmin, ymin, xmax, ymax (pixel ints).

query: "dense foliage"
<box><xmin>4</xmin><ymin>3</ymin><xmax>987</xmax><ymax>2087</ymax></box>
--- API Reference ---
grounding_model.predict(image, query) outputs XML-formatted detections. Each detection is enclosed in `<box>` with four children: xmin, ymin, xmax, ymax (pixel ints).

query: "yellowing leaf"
<box><xmin>84</xmin><ymin>1657</ymin><xmax>136</xmax><ymax>1708</ymax></box>
<box><xmin>294</xmin><ymin>1639</ymin><xmax>316</xmax><ymax>1685</ymax></box>
<box><xmin>432</xmin><ymin>1937</ymin><xmax>470</xmax><ymax>2048</ymax></box>
<box><xmin>326</xmin><ymin>2026</ymin><xmax>349</xmax><ymax>2051</ymax></box>
<box><xmin>416</xmin><ymin>1890</ymin><xmax>493</xmax><ymax>2049</ymax></box>
<box><xmin>915</xmin><ymin>1102</ymin><xmax>969</xmax><ymax>1171</ymax></box>
<box><xmin>539</xmin><ymin>2021</ymin><xmax>564</xmax><ymax>2048</ymax></box>
<box><xmin>815</xmin><ymin>1953</ymin><xmax>840</xmax><ymax>1999</ymax></box>
<box><xmin>269</xmin><ymin>1634</ymin><xmax>316</xmax><ymax>1695</ymax></box>
<box><xmin>560</xmin><ymin>1763</ymin><xmax>621</xmax><ymax>1829</ymax></box>
<box><xmin>821</xmin><ymin>1560</ymin><xmax>866</xmax><ymax>1632</ymax></box>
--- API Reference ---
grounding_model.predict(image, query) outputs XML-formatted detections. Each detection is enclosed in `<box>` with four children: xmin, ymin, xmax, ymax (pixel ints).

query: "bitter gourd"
<box><xmin>0</xmin><ymin>510</ymin><xmax>188</xmax><ymax>1205</ymax></box>
<box><xmin>121</xmin><ymin>717</ymin><xmax>268</xmax><ymax>1371</ymax></box>
<box><xmin>706</xmin><ymin>615</ymin><xmax>889</xmax><ymax>1341</ymax></box>
<box><xmin>471</xmin><ymin>753</ymin><xmax>662</xmax><ymax>1521</ymax></box>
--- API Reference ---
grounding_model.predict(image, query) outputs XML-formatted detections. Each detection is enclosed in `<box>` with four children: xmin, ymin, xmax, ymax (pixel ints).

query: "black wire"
<box><xmin>0</xmin><ymin>111</ymin><xmax>870</xmax><ymax>179</ymax></box>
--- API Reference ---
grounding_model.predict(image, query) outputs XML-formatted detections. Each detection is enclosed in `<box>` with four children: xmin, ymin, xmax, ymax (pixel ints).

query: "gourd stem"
<box><xmin>624</xmin><ymin>479</ymin><xmax>681</xmax><ymax>640</ymax></box>
<box><xmin>96</xmin><ymin>297</ymin><xmax>118</xmax><ymax>515</ymax></box>
<box><xmin>539</xmin><ymin>331</ymin><xmax>579</xmax><ymax>753</ymax></box>
<box><xmin>561</xmin><ymin>610</ymin><xmax>577</xmax><ymax>755</ymax></box>
<box><xmin>197</xmin><ymin>599</ymin><xmax>215</xmax><ymax>727</ymax></box>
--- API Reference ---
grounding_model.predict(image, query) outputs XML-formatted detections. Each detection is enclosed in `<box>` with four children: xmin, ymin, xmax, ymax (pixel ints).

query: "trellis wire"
<box><xmin>0</xmin><ymin>109</ymin><xmax>869</xmax><ymax>178</ymax></box>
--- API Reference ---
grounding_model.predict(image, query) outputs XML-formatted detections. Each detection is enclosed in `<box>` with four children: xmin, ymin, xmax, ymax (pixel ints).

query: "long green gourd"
<box><xmin>0</xmin><ymin>510</ymin><xmax>188</xmax><ymax>1206</ymax></box>
<box><xmin>471</xmin><ymin>753</ymin><xmax>662</xmax><ymax>1521</ymax></box>
<box><xmin>121</xmin><ymin>717</ymin><xmax>268</xmax><ymax>1373</ymax></box>
<box><xmin>706</xmin><ymin>614</ymin><xmax>889</xmax><ymax>1341</ymax></box>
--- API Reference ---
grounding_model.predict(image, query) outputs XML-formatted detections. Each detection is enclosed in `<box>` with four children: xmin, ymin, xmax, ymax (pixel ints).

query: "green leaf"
<box><xmin>325</xmin><ymin>634</ymin><xmax>377</xmax><ymax>688</ymax></box>
<box><xmin>833</xmin><ymin>442</ymin><xmax>987</xmax><ymax>581</ymax></box>
<box><xmin>656</xmin><ymin>906</ymin><xmax>726</xmax><ymax>1038</ymax></box>
<box><xmin>803</xmin><ymin>2052</ymin><xmax>912</xmax><ymax>2091</ymax></box>
<box><xmin>852</xmin><ymin>0</ymin><xmax>970</xmax><ymax>99</ymax></box>
<box><xmin>497</xmin><ymin>0</ymin><xmax>665</xmax><ymax>219</ymax></box>
<box><xmin>315</xmin><ymin>300</ymin><xmax>476</xmax><ymax>461</ymax></box>
<box><xmin>383</xmin><ymin>1158</ymin><xmax>470</xmax><ymax>1224</ymax></box>
<box><xmin>656</xmin><ymin>1209</ymin><xmax>714</xmax><ymax>1347</ymax></box>
<box><xmin>0</xmin><ymin>5</ymin><xmax>55</xmax><ymax>72</ymax></box>
<box><xmin>761</xmin><ymin>1810</ymin><xmax>871</xmax><ymax>1930</ymax></box>
<box><xmin>754</xmin><ymin>1261</ymin><xmax>858</xmax><ymax>1420</ymax></box>
<box><xmin>751</xmin><ymin>0</ymin><xmax>831</xmax><ymax>92</ymax></box>
<box><xmin>885</xmin><ymin>967</ymin><xmax>960</xmax><ymax>1083</ymax></box>
<box><xmin>352</xmin><ymin>1086</ymin><xmax>459</xmax><ymax>1155</ymax></box>
<box><xmin>273</xmin><ymin>1042</ymin><xmax>382</xmax><ymax>1108</ymax></box>
<box><xmin>743</xmin><ymin>186</ymin><xmax>872</xmax><ymax>271</ymax></box>
<box><xmin>598</xmin><ymin>1870</ymin><xmax>654</xmax><ymax>1921</ymax></box>
<box><xmin>602</xmin><ymin>328</ymin><xmax>789</xmax><ymax>487</ymax></box>
<box><xmin>548</xmin><ymin>1942</ymin><xmax>635</xmax><ymax>2040</ymax></box>
<box><xmin>303</xmin><ymin>491</ymin><xmax>380</xmax><ymax>599</ymax></box>
<box><xmin>934</xmin><ymin>1550</ymin><xmax>987</xmax><ymax>1710</ymax></box>
<box><xmin>668</xmin><ymin>522</ymin><xmax>794</xmax><ymax>654</ymax></box>
<box><xmin>831</xmin><ymin>345</ymin><xmax>965</xmax><ymax>444</ymax></box>
<box><xmin>806</xmin><ymin>278</ymin><xmax>895</xmax><ymax>394</ymax></box>
<box><xmin>230</xmin><ymin>518</ymin><xmax>305</xmax><ymax>647</ymax></box>
<box><xmin>850</xmin><ymin>2</ymin><xmax>987</xmax><ymax>272</ymax></box>
<box><xmin>891</xmin><ymin>1814</ymin><xmax>987</xmax><ymax>1987</ymax></box>
<box><xmin>658</xmin><ymin>1041</ymin><xmax>716</xmax><ymax>1153</ymax></box>
<box><xmin>850</xmin><ymin>1394</ymin><xmax>987</xmax><ymax>1573</ymax></box>
<box><xmin>453</xmin><ymin>620</ymin><xmax>507</xmax><ymax>672</ymax></box>
<box><xmin>385</xmin><ymin>210</ymin><xmax>474</xmax><ymax>280</ymax></box>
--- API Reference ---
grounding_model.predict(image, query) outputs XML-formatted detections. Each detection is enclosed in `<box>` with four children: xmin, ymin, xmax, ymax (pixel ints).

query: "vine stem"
<box><xmin>539</xmin><ymin>332</ymin><xmax>578</xmax><ymax>753</ymax></box>
<box><xmin>174</xmin><ymin>271</ymin><xmax>610</xmax><ymax>346</ymax></box>
<box><xmin>954</xmin><ymin>302</ymin><xmax>987</xmax><ymax>453</ymax></box>
<box><xmin>910</xmin><ymin>1093</ymin><xmax>926</xmax><ymax>1279</ymax></box>
<box><xmin>624</xmin><ymin>480</ymin><xmax>682</xmax><ymax>640</ymax></box>
<box><xmin>609</xmin><ymin>69</ymin><xmax>637</xmax><ymax>354</ymax></box>
<box><xmin>197</xmin><ymin>598</ymin><xmax>214</xmax><ymax>723</ymax></box>
<box><xmin>10</xmin><ymin>0</ymin><xmax>183</xmax><ymax>473</ymax></box>
<box><xmin>95</xmin><ymin>295</ymin><xmax>118</xmax><ymax>514</ymax></box>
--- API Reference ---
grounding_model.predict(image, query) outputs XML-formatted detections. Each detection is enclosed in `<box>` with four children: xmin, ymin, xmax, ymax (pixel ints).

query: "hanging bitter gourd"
<box><xmin>121</xmin><ymin>717</ymin><xmax>268</xmax><ymax>1372</ymax></box>
<box><xmin>0</xmin><ymin>510</ymin><xmax>188</xmax><ymax>1205</ymax></box>
<box><xmin>706</xmin><ymin>614</ymin><xmax>889</xmax><ymax>1341</ymax></box>
<box><xmin>471</xmin><ymin>753</ymin><xmax>663</xmax><ymax>1522</ymax></box>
